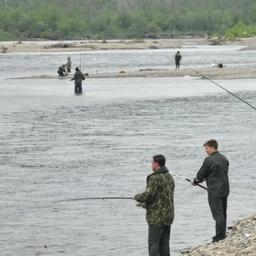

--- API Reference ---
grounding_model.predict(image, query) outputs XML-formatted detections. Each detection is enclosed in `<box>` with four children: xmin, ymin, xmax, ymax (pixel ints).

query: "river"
<box><xmin>0</xmin><ymin>46</ymin><xmax>256</xmax><ymax>255</ymax></box>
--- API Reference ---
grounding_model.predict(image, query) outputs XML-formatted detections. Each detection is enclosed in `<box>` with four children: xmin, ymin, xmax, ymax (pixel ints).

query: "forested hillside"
<box><xmin>1</xmin><ymin>0</ymin><xmax>256</xmax><ymax>40</ymax></box>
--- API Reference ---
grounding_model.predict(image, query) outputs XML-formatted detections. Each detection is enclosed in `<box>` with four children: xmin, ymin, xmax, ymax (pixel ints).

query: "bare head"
<box><xmin>203</xmin><ymin>139</ymin><xmax>218</xmax><ymax>155</ymax></box>
<box><xmin>152</xmin><ymin>154</ymin><xmax>166</xmax><ymax>172</ymax></box>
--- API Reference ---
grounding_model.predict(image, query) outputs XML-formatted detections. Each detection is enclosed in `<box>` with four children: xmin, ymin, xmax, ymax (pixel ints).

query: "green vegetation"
<box><xmin>1</xmin><ymin>0</ymin><xmax>256</xmax><ymax>40</ymax></box>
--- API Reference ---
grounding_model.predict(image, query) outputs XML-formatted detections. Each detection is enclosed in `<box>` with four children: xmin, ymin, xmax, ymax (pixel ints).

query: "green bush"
<box><xmin>225</xmin><ymin>21</ymin><xmax>256</xmax><ymax>39</ymax></box>
<box><xmin>0</xmin><ymin>0</ymin><xmax>256</xmax><ymax>40</ymax></box>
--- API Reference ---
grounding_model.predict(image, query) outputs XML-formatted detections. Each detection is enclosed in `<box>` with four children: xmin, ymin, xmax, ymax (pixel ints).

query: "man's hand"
<box><xmin>136</xmin><ymin>202</ymin><xmax>146</xmax><ymax>208</ymax></box>
<box><xmin>134</xmin><ymin>193</ymin><xmax>141</xmax><ymax>202</ymax></box>
<box><xmin>191</xmin><ymin>178</ymin><xmax>199</xmax><ymax>186</ymax></box>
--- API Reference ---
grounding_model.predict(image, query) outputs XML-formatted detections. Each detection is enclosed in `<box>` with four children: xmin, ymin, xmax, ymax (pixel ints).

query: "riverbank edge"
<box><xmin>181</xmin><ymin>214</ymin><xmax>256</xmax><ymax>256</ymax></box>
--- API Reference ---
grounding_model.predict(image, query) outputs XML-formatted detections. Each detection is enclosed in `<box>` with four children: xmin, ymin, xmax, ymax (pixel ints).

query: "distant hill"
<box><xmin>0</xmin><ymin>0</ymin><xmax>256</xmax><ymax>40</ymax></box>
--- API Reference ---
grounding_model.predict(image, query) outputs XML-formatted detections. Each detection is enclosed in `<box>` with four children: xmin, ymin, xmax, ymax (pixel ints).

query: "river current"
<box><xmin>0</xmin><ymin>46</ymin><xmax>256</xmax><ymax>255</ymax></box>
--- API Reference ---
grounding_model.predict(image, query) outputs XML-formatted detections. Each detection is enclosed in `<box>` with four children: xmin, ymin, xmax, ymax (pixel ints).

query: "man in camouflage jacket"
<box><xmin>71</xmin><ymin>67</ymin><xmax>85</xmax><ymax>94</ymax></box>
<box><xmin>135</xmin><ymin>154</ymin><xmax>175</xmax><ymax>256</ymax></box>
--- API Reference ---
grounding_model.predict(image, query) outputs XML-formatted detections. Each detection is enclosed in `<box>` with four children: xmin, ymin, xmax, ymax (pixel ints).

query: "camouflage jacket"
<box><xmin>135</xmin><ymin>166</ymin><xmax>175</xmax><ymax>226</ymax></box>
<box><xmin>71</xmin><ymin>70</ymin><xmax>85</xmax><ymax>83</ymax></box>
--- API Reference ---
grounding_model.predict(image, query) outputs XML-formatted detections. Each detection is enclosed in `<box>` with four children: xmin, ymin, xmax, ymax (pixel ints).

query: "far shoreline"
<box><xmin>1</xmin><ymin>37</ymin><xmax>256</xmax><ymax>53</ymax></box>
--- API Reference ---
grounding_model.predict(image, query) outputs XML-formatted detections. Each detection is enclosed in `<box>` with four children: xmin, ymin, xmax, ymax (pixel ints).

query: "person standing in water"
<box><xmin>174</xmin><ymin>51</ymin><xmax>182</xmax><ymax>69</ymax></box>
<box><xmin>66</xmin><ymin>57</ymin><xmax>72</xmax><ymax>73</ymax></box>
<box><xmin>71</xmin><ymin>67</ymin><xmax>85</xmax><ymax>95</ymax></box>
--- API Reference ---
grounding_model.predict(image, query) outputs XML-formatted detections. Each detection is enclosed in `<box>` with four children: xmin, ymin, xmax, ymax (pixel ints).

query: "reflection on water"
<box><xmin>0</xmin><ymin>75</ymin><xmax>256</xmax><ymax>255</ymax></box>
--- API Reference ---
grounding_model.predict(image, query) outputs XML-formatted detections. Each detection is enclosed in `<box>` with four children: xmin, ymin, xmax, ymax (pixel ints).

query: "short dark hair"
<box><xmin>75</xmin><ymin>67</ymin><xmax>79</xmax><ymax>71</ymax></box>
<box><xmin>153</xmin><ymin>154</ymin><xmax>166</xmax><ymax>167</ymax></box>
<box><xmin>203</xmin><ymin>139</ymin><xmax>218</xmax><ymax>149</ymax></box>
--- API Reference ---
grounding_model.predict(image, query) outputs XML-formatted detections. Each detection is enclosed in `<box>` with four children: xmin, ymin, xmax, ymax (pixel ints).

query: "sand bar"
<box><xmin>1</xmin><ymin>37</ymin><xmax>256</xmax><ymax>53</ymax></box>
<box><xmin>10</xmin><ymin>64</ymin><xmax>256</xmax><ymax>80</ymax></box>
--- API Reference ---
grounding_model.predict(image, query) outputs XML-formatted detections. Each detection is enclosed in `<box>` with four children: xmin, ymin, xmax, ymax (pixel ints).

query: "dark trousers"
<box><xmin>74</xmin><ymin>81</ymin><xmax>82</xmax><ymax>94</ymax></box>
<box><xmin>175</xmin><ymin>61</ymin><xmax>180</xmax><ymax>69</ymax></box>
<box><xmin>148</xmin><ymin>225</ymin><xmax>170</xmax><ymax>256</ymax></box>
<box><xmin>58</xmin><ymin>72</ymin><xmax>65</xmax><ymax>77</ymax></box>
<box><xmin>208</xmin><ymin>195</ymin><xmax>228</xmax><ymax>242</ymax></box>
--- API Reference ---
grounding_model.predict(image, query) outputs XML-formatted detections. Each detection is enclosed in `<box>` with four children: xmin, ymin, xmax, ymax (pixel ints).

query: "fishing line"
<box><xmin>132</xmin><ymin>159</ymin><xmax>207</xmax><ymax>191</ymax></box>
<box><xmin>183</xmin><ymin>64</ymin><xmax>256</xmax><ymax>111</ymax></box>
<box><xmin>79</xmin><ymin>53</ymin><xmax>82</xmax><ymax>70</ymax></box>
<box><xmin>82</xmin><ymin>53</ymin><xmax>86</xmax><ymax>73</ymax></box>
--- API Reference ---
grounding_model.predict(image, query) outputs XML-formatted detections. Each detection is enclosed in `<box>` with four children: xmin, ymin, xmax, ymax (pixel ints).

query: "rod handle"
<box><xmin>185</xmin><ymin>178</ymin><xmax>208</xmax><ymax>191</ymax></box>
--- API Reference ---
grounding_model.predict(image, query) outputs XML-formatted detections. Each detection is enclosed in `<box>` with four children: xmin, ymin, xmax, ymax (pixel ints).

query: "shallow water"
<box><xmin>1</xmin><ymin>45</ymin><xmax>256</xmax><ymax>79</ymax></box>
<box><xmin>0</xmin><ymin>72</ymin><xmax>256</xmax><ymax>255</ymax></box>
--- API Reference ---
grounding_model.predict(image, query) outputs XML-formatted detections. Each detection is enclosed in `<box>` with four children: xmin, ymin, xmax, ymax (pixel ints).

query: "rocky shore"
<box><xmin>182</xmin><ymin>214</ymin><xmax>256</xmax><ymax>256</ymax></box>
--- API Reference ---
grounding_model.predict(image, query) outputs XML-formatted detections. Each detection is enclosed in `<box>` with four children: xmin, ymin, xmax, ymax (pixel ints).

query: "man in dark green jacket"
<box><xmin>135</xmin><ymin>154</ymin><xmax>175</xmax><ymax>256</ymax></box>
<box><xmin>192</xmin><ymin>139</ymin><xmax>229</xmax><ymax>243</ymax></box>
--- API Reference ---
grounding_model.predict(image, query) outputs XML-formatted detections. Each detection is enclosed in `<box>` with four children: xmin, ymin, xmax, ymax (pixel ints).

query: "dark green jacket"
<box><xmin>196</xmin><ymin>151</ymin><xmax>229</xmax><ymax>197</ymax></box>
<box><xmin>135</xmin><ymin>166</ymin><xmax>175</xmax><ymax>226</ymax></box>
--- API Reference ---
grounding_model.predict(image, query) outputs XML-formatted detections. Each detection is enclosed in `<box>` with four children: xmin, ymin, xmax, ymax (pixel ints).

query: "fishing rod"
<box><xmin>55</xmin><ymin>196</ymin><xmax>134</xmax><ymax>203</ymax></box>
<box><xmin>173</xmin><ymin>174</ymin><xmax>207</xmax><ymax>191</ymax></box>
<box><xmin>183</xmin><ymin>63</ymin><xmax>256</xmax><ymax>111</ymax></box>
<box><xmin>55</xmin><ymin>177</ymin><xmax>206</xmax><ymax>204</ymax></box>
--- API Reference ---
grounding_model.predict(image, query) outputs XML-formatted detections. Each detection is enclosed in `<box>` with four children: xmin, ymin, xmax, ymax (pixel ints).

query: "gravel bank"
<box><xmin>182</xmin><ymin>214</ymin><xmax>256</xmax><ymax>256</ymax></box>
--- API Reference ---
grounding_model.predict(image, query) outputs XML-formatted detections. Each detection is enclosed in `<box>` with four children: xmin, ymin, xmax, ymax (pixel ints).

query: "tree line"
<box><xmin>0</xmin><ymin>0</ymin><xmax>256</xmax><ymax>40</ymax></box>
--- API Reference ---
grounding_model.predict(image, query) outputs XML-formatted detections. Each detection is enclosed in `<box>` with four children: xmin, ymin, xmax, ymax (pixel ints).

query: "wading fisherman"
<box><xmin>66</xmin><ymin>57</ymin><xmax>72</xmax><ymax>73</ymax></box>
<box><xmin>192</xmin><ymin>139</ymin><xmax>229</xmax><ymax>243</ymax></box>
<box><xmin>174</xmin><ymin>51</ymin><xmax>182</xmax><ymax>69</ymax></box>
<box><xmin>135</xmin><ymin>154</ymin><xmax>175</xmax><ymax>256</ymax></box>
<box><xmin>71</xmin><ymin>67</ymin><xmax>85</xmax><ymax>95</ymax></box>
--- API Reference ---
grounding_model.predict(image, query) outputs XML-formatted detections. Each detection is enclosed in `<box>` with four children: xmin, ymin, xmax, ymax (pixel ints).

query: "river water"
<box><xmin>0</xmin><ymin>46</ymin><xmax>256</xmax><ymax>256</ymax></box>
<box><xmin>1</xmin><ymin>45</ymin><xmax>256</xmax><ymax>79</ymax></box>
